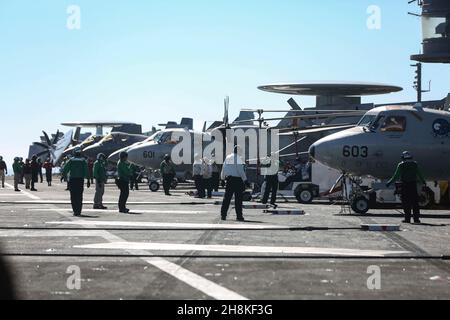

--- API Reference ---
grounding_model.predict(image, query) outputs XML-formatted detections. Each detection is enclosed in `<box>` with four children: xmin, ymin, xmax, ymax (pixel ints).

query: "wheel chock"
<box><xmin>264</xmin><ymin>209</ymin><xmax>306</xmax><ymax>215</ymax></box>
<box><xmin>361</xmin><ymin>224</ymin><xmax>400</xmax><ymax>231</ymax></box>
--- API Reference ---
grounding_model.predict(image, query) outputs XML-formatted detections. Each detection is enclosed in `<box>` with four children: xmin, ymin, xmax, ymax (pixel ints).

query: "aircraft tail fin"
<box><xmin>72</xmin><ymin>127</ymin><xmax>81</xmax><ymax>145</ymax></box>
<box><xmin>276</xmin><ymin>98</ymin><xmax>313</xmax><ymax>128</ymax></box>
<box><xmin>180</xmin><ymin>118</ymin><xmax>194</xmax><ymax>130</ymax></box>
<box><xmin>233</xmin><ymin>111</ymin><xmax>255</xmax><ymax>125</ymax></box>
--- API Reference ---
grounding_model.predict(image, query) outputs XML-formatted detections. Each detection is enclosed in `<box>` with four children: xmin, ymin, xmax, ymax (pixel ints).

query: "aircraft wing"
<box><xmin>262</xmin><ymin>111</ymin><xmax>366</xmax><ymax>122</ymax></box>
<box><xmin>278</xmin><ymin>124</ymin><xmax>356</xmax><ymax>136</ymax></box>
<box><xmin>232</xmin><ymin>111</ymin><xmax>365</xmax><ymax>125</ymax></box>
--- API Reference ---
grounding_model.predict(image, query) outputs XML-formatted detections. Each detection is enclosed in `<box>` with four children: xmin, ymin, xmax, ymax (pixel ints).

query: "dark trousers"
<box><xmin>117</xmin><ymin>179</ymin><xmax>130</xmax><ymax>211</ymax></box>
<box><xmin>401</xmin><ymin>182</ymin><xmax>421</xmax><ymax>222</ymax></box>
<box><xmin>204</xmin><ymin>178</ymin><xmax>213</xmax><ymax>198</ymax></box>
<box><xmin>31</xmin><ymin>173</ymin><xmax>38</xmax><ymax>190</ymax></box>
<box><xmin>162</xmin><ymin>174</ymin><xmax>174</xmax><ymax>195</ymax></box>
<box><xmin>45</xmin><ymin>170</ymin><xmax>52</xmax><ymax>186</ymax></box>
<box><xmin>130</xmin><ymin>174</ymin><xmax>139</xmax><ymax>190</ymax></box>
<box><xmin>194</xmin><ymin>175</ymin><xmax>205</xmax><ymax>198</ymax></box>
<box><xmin>262</xmin><ymin>175</ymin><xmax>279</xmax><ymax>205</ymax></box>
<box><xmin>212</xmin><ymin>172</ymin><xmax>220</xmax><ymax>192</ymax></box>
<box><xmin>221</xmin><ymin>177</ymin><xmax>245</xmax><ymax>219</ymax></box>
<box><xmin>69</xmin><ymin>178</ymin><xmax>84</xmax><ymax>215</ymax></box>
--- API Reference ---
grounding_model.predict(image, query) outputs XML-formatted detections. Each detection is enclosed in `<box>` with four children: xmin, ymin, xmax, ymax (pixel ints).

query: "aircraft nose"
<box><xmin>127</xmin><ymin>145</ymin><xmax>142</xmax><ymax>165</ymax></box>
<box><xmin>108</xmin><ymin>150</ymin><xmax>121</xmax><ymax>163</ymax></box>
<box><xmin>83</xmin><ymin>144</ymin><xmax>101</xmax><ymax>159</ymax></box>
<box><xmin>309</xmin><ymin>139</ymin><xmax>334</xmax><ymax>167</ymax></box>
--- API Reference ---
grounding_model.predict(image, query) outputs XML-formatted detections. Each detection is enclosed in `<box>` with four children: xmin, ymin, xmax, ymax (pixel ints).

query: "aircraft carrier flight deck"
<box><xmin>0</xmin><ymin>178</ymin><xmax>449</xmax><ymax>300</ymax></box>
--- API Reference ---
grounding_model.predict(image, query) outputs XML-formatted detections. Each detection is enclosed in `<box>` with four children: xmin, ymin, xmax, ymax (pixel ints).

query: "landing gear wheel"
<box><xmin>296</xmin><ymin>189</ymin><xmax>313</xmax><ymax>204</ymax></box>
<box><xmin>351</xmin><ymin>196</ymin><xmax>370</xmax><ymax>215</ymax></box>
<box><xmin>170</xmin><ymin>179</ymin><xmax>178</xmax><ymax>190</ymax></box>
<box><xmin>149</xmin><ymin>181</ymin><xmax>160</xmax><ymax>192</ymax></box>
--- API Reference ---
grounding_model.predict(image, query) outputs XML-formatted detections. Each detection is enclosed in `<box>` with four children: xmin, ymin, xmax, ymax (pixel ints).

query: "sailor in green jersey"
<box><xmin>129</xmin><ymin>163</ymin><xmax>139</xmax><ymax>191</ymax></box>
<box><xmin>63</xmin><ymin>148</ymin><xmax>89</xmax><ymax>216</ymax></box>
<box><xmin>12</xmin><ymin>157</ymin><xmax>22</xmax><ymax>192</ymax></box>
<box><xmin>93</xmin><ymin>153</ymin><xmax>108</xmax><ymax>210</ymax></box>
<box><xmin>117</xmin><ymin>152</ymin><xmax>132</xmax><ymax>213</ymax></box>
<box><xmin>387</xmin><ymin>151</ymin><xmax>426</xmax><ymax>224</ymax></box>
<box><xmin>160</xmin><ymin>154</ymin><xmax>176</xmax><ymax>196</ymax></box>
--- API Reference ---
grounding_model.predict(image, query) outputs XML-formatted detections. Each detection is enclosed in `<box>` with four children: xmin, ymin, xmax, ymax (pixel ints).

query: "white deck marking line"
<box><xmin>3</xmin><ymin>183</ymin><xmax>14</xmax><ymax>190</ymax></box>
<box><xmin>29</xmin><ymin>209</ymin><xmax>208</xmax><ymax>214</ymax></box>
<box><xmin>5</xmin><ymin>183</ymin><xmax>40</xmax><ymax>200</ymax></box>
<box><xmin>46</xmin><ymin>220</ymin><xmax>290</xmax><ymax>230</ymax></box>
<box><xmin>0</xmin><ymin>194</ymin><xmax>31</xmax><ymax>196</ymax></box>
<box><xmin>75</xmin><ymin>242</ymin><xmax>410</xmax><ymax>257</ymax></box>
<box><xmin>0</xmin><ymin>230</ymin><xmax>110</xmax><ymax>237</ymax></box>
<box><xmin>8</xmin><ymin>184</ymin><xmax>247</xmax><ymax>299</ymax></box>
<box><xmin>0</xmin><ymin>201</ymin><xmax>209</xmax><ymax>205</ymax></box>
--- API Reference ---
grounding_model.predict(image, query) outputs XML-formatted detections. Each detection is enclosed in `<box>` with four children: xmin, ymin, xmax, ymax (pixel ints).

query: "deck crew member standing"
<box><xmin>19</xmin><ymin>158</ymin><xmax>24</xmax><ymax>184</ymax></box>
<box><xmin>12</xmin><ymin>158</ymin><xmax>21</xmax><ymax>192</ymax></box>
<box><xmin>87</xmin><ymin>158</ymin><xmax>94</xmax><ymax>185</ymax></box>
<box><xmin>0</xmin><ymin>157</ymin><xmax>7</xmax><ymax>188</ymax></box>
<box><xmin>63</xmin><ymin>148</ymin><xmax>89</xmax><ymax>217</ymax></box>
<box><xmin>203</xmin><ymin>157</ymin><xmax>213</xmax><ymax>199</ymax></box>
<box><xmin>387</xmin><ymin>151</ymin><xmax>426</xmax><ymax>224</ymax></box>
<box><xmin>129</xmin><ymin>163</ymin><xmax>139</xmax><ymax>191</ymax></box>
<box><xmin>160</xmin><ymin>154</ymin><xmax>176</xmax><ymax>196</ymax></box>
<box><xmin>23</xmin><ymin>159</ymin><xmax>32</xmax><ymax>189</ymax></box>
<box><xmin>193</xmin><ymin>153</ymin><xmax>205</xmax><ymax>198</ymax></box>
<box><xmin>37</xmin><ymin>158</ymin><xmax>43</xmax><ymax>183</ymax></box>
<box><xmin>43</xmin><ymin>158</ymin><xmax>53</xmax><ymax>186</ymax></box>
<box><xmin>117</xmin><ymin>152</ymin><xmax>132</xmax><ymax>213</ymax></box>
<box><xmin>30</xmin><ymin>156</ymin><xmax>39</xmax><ymax>191</ymax></box>
<box><xmin>93</xmin><ymin>153</ymin><xmax>108</xmax><ymax>210</ymax></box>
<box><xmin>211</xmin><ymin>159</ymin><xmax>221</xmax><ymax>192</ymax></box>
<box><xmin>261</xmin><ymin>154</ymin><xmax>279</xmax><ymax>208</ymax></box>
<box><xmin>220</xmin><ymin>146</ymin><xmax>247</xmax><ymax>221</ymax></box>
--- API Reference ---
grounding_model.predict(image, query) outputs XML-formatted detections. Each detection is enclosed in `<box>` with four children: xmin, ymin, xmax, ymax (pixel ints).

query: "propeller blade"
<box><xmin>278</xmin><ymin>152</ymin><xmax>310</xmax><ymax>158</ymax></box>
<box><xmin>275</xmin><ymin>136</ymin><xmax>307</xmax><ymax>155</ymax></box>
<box><xmin>277</xmin><ymin>123</ymin><xmax>351</xmax><ymax>132</ymax></box>
<box><xmin>224</xmin><ymin>96</ymin><xmax>230</xmax><ymax>127</ymax></box>
<box><xmin>202</xmin><ymin>121</ymin><xmax>207</xmax><ymax>133</ymax></box>
<box><xmin>33</xmin><ymin>142</ymin><xmax>50</xmax><ymax>149</ymax></box>
<box><xmin>42</xmin><ymin>131</ymin><xmax>52</xmax><ymax>146</ymax></box>
<box><xmin>287</xmin><ymin>98</ymin><xmax>302</xmax><ymax>111</ymax></box>
<box><xmin>247</xmin><ymin>151</ymin><xmax>309</xmax><ymax>163</ymax></box>
<box><xmin>49</xmin><ymin>149</ymin><xmax>57</xmax><ymax>163</ymax></box>
<box><xmin>52</xmin><ymin>130</ymin><xmax>60</xmax><ymax>145</ymax></box>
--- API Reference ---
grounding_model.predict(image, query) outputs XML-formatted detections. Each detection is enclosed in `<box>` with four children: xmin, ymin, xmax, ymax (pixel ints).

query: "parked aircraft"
<box><xmin>309</xmin><ymin>103</ymin><xmax>450</xmax><ymax>213</ymax></box>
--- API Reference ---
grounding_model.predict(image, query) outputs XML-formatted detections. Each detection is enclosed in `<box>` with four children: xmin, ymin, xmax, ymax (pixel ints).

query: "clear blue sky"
<box><xmin>0</xmin><ymin>0</ymin><xmax>449</xmax><ymax>167</ymax></box>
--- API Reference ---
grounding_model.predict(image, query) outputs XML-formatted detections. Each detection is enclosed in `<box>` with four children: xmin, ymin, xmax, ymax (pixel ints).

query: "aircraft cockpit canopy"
<box><xmin>358</xmin><ymin>113</ymin><xmax>407</xmax><ymax>133</ymax></box>
<box><xmin>380</xmin><ymin>116</ymin><xmax>407</xmax><ymax>132</ymax></box>
<box><xmin>81</xmin><ymin>135</ymin><xmax>98</xmax><ymax>146</ymax></box>
<box><xmin>155</xmin><ymin>131</ymin><xmax>178</xmax><ymax>145</ymax></box>
<box><xmin>357</xmin><ymin>115</ymin><xmax>377</xmax><ymax>128</ymax></box>
<box><xmin>101</xmin><ymin>134</ymin><xmax>114</xmax><ymax>143</ymax></box>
